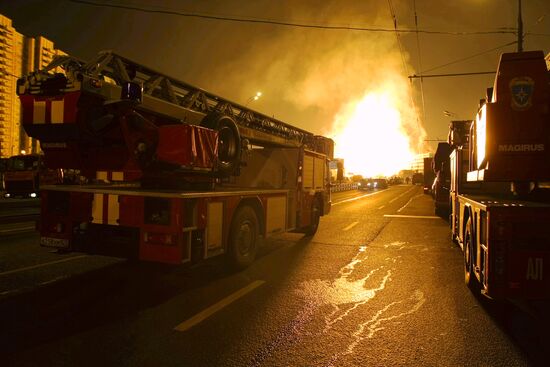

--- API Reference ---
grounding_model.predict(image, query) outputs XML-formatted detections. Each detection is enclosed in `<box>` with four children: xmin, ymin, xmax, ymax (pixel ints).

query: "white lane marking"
<box><xmin>384</xmin><ymin>214</ymin><xmax>440</xmax><ymax>219</ymax></box>
<box><xmin>384</xmin><ymin>241</ymin><xmax>406</xmax><ymax>249</ymax></box>
<box><xmin>174</xmin><ymin>280</ymin><xmax>266</xmax><ymax>332</ymax></box>
<box><xmin>397</xmin><ymin>193</ymin><xmax>423</xmax><ymax>213</ymax></box>
<box><xmin>0</xmin><ymin>255</ymin><xmax>89</xmax><ymax>277</ymax></box>
<box><xmin>377</xmin><ymin>205</ymin><xmax>385</xmax><ymax>210</ymax></box>
<box><xmin>332</xmin><ymin>190</ymin><xmax>384</xmax><ymax>205</ymax></box>
<box><xmin>0</xmin><ymin>224</ymin><xmax>36</xmax><ymax>235</ymax></box>
<box><xmin>343</xmin><ymin>222</ymin><xmax>358</xmax><ymax>231</ymax></box>
<box><xmin>389</xmin><ymin>186</ymin><xmax>416</xmax><ymax>203</ymax></box>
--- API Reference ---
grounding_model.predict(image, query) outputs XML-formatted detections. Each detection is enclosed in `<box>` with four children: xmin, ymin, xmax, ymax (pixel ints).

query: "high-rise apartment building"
<box><xmin>0</xmin><ymin>15</ymin><xmax>24</xmax><ymax>158</ymax></box>
<box><xmin>0</xmin><ymin>14</ymin><xmax>67</xmax><ymax>157</ymax></box>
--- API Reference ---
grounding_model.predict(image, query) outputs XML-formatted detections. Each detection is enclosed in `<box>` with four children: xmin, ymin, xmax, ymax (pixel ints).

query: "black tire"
<box><xmin>228</xmin><ymin>206</ymin><xmax>259</xmax><ymax>269</ymax></box>
<box><xmin>304</xmin><ymin>198</ymin><xmax>321</xmax><ymax>237</ymax></box>
<box><xmin>435</xmin><ymin>205</ymin><xmax>442</xmax><ymax>217</ymax></box>
<box><xmin>201</xmin><ymin>113</ymin><xmax>241</xmax><ymax>174</ymax></box>
<box><xmin>464</xmin><ymin>218</ymin><xmax>481</xmax><ymax>293</ymax></box>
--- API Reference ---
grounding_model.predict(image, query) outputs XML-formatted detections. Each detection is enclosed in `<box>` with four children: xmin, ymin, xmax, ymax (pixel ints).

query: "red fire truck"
<box><xmin>17</xmin><ymin>51</ymin><xmax>333</xmax><ymax>268</ymax></box>
<box><xmin>449</xmin><ymin>51</ymin><xmax>550</xmax><ymax>299</ymax></box>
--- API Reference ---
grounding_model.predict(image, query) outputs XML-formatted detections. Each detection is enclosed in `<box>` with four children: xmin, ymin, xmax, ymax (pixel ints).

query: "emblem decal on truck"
<box><xmin>526</xmin><ymin>257</ymin><xmax>543</xmax><ymax>281</ymax></box>
<box><xmin>509</xmin><ymin>76</ymin><xmax>534</xmax><ymax>111</ymax></box>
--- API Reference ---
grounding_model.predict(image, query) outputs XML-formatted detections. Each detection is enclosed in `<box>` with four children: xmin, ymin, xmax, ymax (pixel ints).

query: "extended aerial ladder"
<box><xmin>18</xmin><ymin>51</ymin><xmax>332</xmax><ymax>178</ymax></box>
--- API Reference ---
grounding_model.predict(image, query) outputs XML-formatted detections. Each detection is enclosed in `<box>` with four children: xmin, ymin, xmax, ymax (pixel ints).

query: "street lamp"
<box><xmin>245</xmin><ymin>91</ymin><xmax>262</xmax><ymax>107</ymax></box>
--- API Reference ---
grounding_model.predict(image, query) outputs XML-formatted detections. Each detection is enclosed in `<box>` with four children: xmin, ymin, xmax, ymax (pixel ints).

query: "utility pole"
<box><xmin>518</xmin><ymin>0</ymin><xmax>524</xmax><ymax>52</ymax></box>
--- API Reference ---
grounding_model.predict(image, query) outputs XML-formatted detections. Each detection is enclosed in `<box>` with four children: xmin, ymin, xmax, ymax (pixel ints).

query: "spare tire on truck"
<box><xmin>201</xmin><ymin>113</ymin><xmax>241</xmax><ymax>175</ymax></box>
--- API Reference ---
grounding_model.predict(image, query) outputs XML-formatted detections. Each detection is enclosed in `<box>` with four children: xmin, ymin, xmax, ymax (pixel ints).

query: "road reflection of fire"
<box><xmin>296</xmin><ymin>246</ymin><xmax>390</xmax><ymax>331</ymax></box>
<box><xmin>252</xmin><ymin>244</ymin><xmax>426</xmax><ymax>367</ymax></box>
<box><xmin>295</xmin><ymin>244</ymin><xmax>425</xmax><ymax>366</ymax></box>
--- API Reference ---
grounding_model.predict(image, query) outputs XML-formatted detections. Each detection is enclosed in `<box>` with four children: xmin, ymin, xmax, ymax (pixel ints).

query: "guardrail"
<box><xmin>330</xmin><ymin>183</ymin><xmax>358</xmax><ymax>193</ymax></box>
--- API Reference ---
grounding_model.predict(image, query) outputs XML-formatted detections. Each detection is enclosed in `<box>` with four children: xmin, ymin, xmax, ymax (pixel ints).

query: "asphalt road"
<box><xmin>0</xmin><ymin>186</ymin><xmax>549</xmax><ymax>366</ymax></box>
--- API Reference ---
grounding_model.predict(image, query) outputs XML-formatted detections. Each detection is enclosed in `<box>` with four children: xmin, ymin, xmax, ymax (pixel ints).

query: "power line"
<box><xmin>69</xmin><ymin>0</ymin><xmax>517</xmax><ymax>36</ymax></box>
<box><xmin>408</xmin><ymin>71</ymin><xmax>495</xmax><ymax>79</ymax></box>
<box><xmin>419</xmin><ymin>40</ymin><xmax>517</xmax><ymax>74</ymax></box>
<box><xmin>387</xmin><ymin>0</ymin><xmax>423</xmax><ymax>140</ymax></box>
<box><xmin>413</xmin><ymin>0</ymin><xmax>426</xmax><ymax>128</ymax></box>
<box><xmin>387</xmin><ymin>0</ymin><xmax>409</xmax><ymax>76</ymax></box>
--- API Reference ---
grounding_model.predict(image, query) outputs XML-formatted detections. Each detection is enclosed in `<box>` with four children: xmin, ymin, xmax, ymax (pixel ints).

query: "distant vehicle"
<box><xmin>411</xmin><ymin>173</ymin><xmax>423</xmax><ymax>185</ymax></box>
<box><xmin>388</xmin><ymin>176</ymin><xmax>402</xmax><ymax>185</ymax></box>
<box><xmin>431</xmin><ymin>168</ymin><xmax>450</xmax><ymax>217</ymax></box>
<box><xmin>432</xmin><ymin>142</ymin><xmax>452</xmax><ymax>217</ymax></box>
<box><xmin>358</xmin><ymin>179</ymin><xmax>373</xmax><ymax>191</ymax></box>
<box><xmin>372</xmin><ymin>178</ymin><xmax>388</xmax><ymax>189</ymax></box>
<box><xmin>358</xmin><ymin>178</ymin><xmax>387</xmax><ymax>191</ymax></box>
<box><xmin>423</xmin><ymin>157</ymin><xmax>435</xmax><ymax>194</ymax></box>
<box><xmin>2</xmin><ymin>154</ymin><xmax>62</xmax><ymax>198</ymax></box>
<box><xmin>0</xmin><ymin>157</ymin><xmax>8</xmax><ymax>191</ymax></box>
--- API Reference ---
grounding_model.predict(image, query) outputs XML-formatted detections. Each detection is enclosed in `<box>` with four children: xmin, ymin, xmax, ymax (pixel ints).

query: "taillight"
<box><xmin>144</xmin><ymin>232</ymin><xmax>175</xmax><ymax>245</ymax></box>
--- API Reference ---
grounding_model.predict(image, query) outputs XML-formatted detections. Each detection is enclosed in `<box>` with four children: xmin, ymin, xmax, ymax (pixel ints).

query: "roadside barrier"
<box><xmin>330</xmin><ymin>183</ymin><xmax>358</xmax><ymax>193</ymax></box>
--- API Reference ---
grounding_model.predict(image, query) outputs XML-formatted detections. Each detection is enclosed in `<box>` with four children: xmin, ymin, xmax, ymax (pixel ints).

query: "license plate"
<box><xmin>40</xmin><ymin>236</ymin><xmax>69</xmax><ymax>248</ymax></box>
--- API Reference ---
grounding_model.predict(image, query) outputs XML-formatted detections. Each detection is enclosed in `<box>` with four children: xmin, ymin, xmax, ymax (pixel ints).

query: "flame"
<box><xmin>331</xmin><ymin>87</ymin><xmax>423</xmax><ymax>178</ymax></box>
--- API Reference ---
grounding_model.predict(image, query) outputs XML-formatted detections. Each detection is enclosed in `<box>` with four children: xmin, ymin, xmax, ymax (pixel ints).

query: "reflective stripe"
<box><xmin>51</xmin><ymin>100</ymin><xmax>64</xmax><ymax>123</ymax></box>
<box><xmin>91</xmin><ymin>193</ymin><xmax>120</xmax><ymax>225</ymax></box>
<box><xmin>33</xmin><ymin>101</ymin><xmax>46</xmax><ymax>124</ymax></box>
<box><xmin>92</xmin><ymin>193</ymin><xmax>103</xmax><ymax>224</ymax></box>
<box><xmin>107</xmin><ymin>194</ymin><xmax>119</xmax><ymax>225</ymax></box>
<box><xmin>96</xmin><ymin>171</ymin><xmax>108</xmax><ymax>181</ymax></box>
<box><xmin>111</xmin><ymin>171</ymin><xmax>124</xmax><ymax>181</ymax></box>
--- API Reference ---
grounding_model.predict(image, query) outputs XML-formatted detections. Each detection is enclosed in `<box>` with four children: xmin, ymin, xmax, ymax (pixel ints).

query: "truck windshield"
<box><xmin>7</xmin><ymin>156</ymin><xmax>39</xmax><ymax>171</ymax></box>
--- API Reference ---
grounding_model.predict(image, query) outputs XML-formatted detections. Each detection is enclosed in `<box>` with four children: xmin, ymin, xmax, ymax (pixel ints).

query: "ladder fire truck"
<box><xmin>16</xmin><ymin>51</ymin><xmax>334</xmax><ymax>268</ymax></box>
<box><xmin>448</xmin><ymin>50</ymin><xmax>550</xmax><ymax>299</ymax></box>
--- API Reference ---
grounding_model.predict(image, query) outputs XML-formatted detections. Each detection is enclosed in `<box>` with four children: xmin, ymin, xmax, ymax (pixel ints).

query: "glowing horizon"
<box><xmin>330</xmin><ymin>90</ymin><xmax>422</xmax><ymax>178</ymax></box>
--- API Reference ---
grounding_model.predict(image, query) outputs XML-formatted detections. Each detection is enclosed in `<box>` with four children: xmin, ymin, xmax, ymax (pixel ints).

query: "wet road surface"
<box><xmin>1</xmin><ymin>186</ymin><xmax>548</xmax><ymax>366</ymax></box>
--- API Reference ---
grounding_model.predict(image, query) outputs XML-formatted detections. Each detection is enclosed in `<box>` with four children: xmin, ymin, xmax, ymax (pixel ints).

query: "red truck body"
<box><xmin>449</xmin><ymin>51</ymin><xmax>550</xmax><ymax>299</ymax></box>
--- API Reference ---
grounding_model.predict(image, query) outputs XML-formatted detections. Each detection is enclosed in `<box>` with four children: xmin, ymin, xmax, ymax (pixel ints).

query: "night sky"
<box><xmin>1</xmin><ymin>0</ymin><xmax>549</xmax><ymax>156</ymax></box>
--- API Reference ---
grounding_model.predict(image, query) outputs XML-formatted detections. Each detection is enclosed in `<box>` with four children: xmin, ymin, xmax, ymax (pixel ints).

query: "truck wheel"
<box><xmin>464</xmin><ymin>218</ymin><xmax>480</xmax><ymax>293</ymax></box>
<box><xmin>304</xmin><ymin>198</ymin><xmax>321</xmax><ymax>237</ymax></box>
<box><xmin>228</xmin><ymin>206</ymin><xmax>259</xmax><ymax>269</ymax></box>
